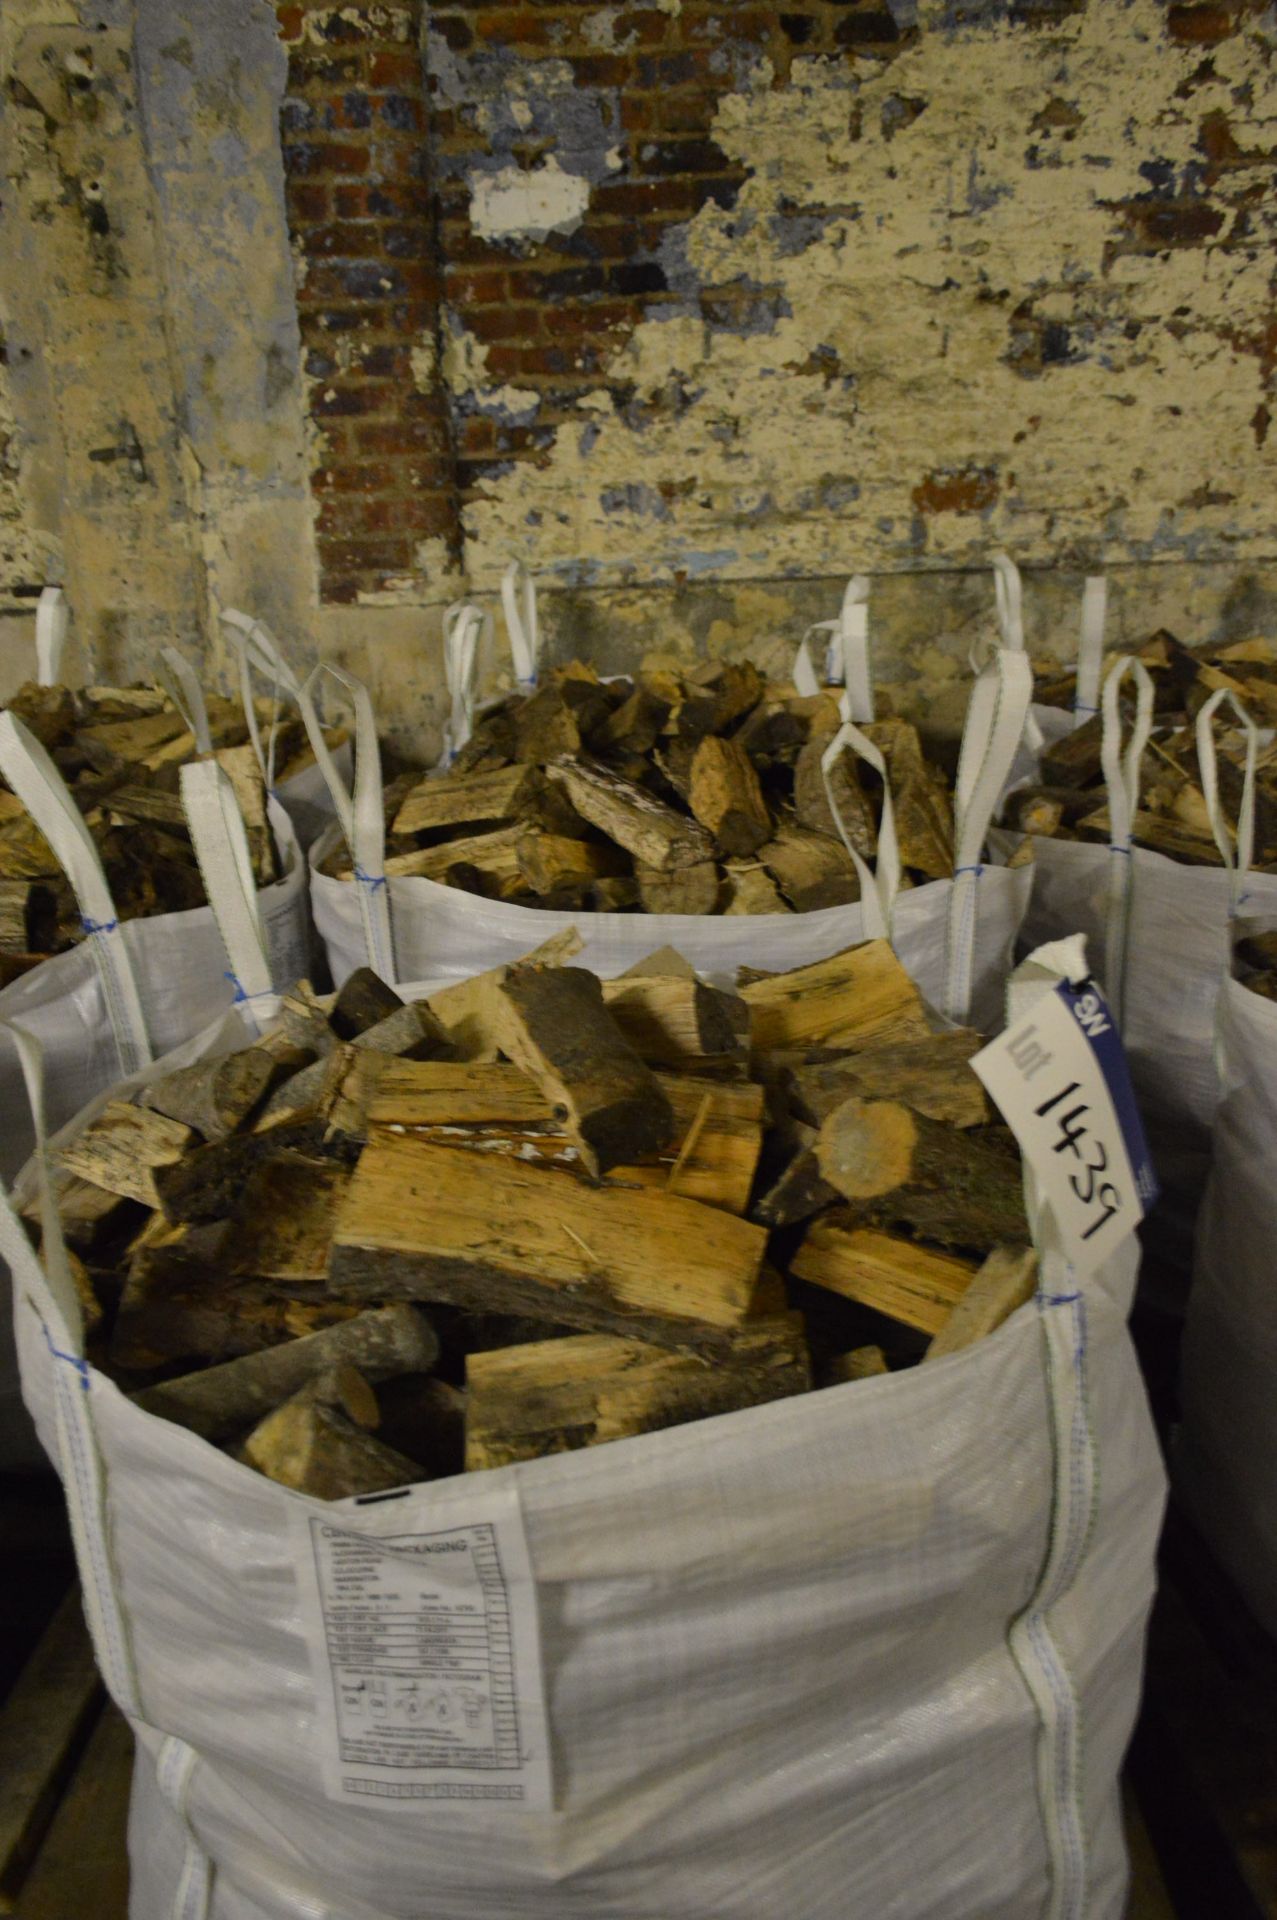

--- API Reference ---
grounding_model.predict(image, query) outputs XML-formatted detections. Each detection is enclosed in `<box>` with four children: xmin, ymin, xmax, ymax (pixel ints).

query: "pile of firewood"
<box><xmin>320</xmin><ymin>659</ymin><xmax>958</xmax><ymax>914</ymax></box>
<box><xmin>1009</xmin><ymin>630</ymin><xmax>1277</xmax><ymax>867</ymax></box>
<box><xmin>0</xmin><ymin>680</ymin><xmax>338</xmax><ymax>983</ymax></box>
<box><xmin>30</xmin><ymin>935</ymin><xmax>1038</xmax><ymax>1497</ymax></box>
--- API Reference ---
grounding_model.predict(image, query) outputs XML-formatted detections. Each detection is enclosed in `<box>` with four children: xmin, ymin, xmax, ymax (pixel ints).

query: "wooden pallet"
<box><xmin>0</xmin><ymin>1584</ymin><xmax>131</xmax><ymax>1918</ymax></box>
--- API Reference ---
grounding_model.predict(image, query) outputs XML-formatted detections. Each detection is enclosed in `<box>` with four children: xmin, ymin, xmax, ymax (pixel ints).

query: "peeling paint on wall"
<box><xmin>470</xmin><ymin>156</ymin><xmax>594</xmax><ymax>244</ymax></box>
<box><xmin>451</xmin><ymin>0</ymin><xmax>1277</xmax><ymax>592</ymax></box>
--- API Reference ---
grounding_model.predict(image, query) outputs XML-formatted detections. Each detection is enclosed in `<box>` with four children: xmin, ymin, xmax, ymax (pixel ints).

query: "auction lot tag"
<box><xmin>971</xmin><ymin>978</ymin><xmax>1158</xmax><ymax>1272</ymax></box>
<box><xmin>294</xmin><ymin>1481</ymin><xmax>551</xmax><ymax>1810</ymax></box>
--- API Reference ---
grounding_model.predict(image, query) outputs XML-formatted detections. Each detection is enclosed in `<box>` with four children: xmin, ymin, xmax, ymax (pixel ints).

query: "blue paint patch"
<box><xmin>679</xmin><ymin>548</ymin><xmax>740</xmax><ymax>576</ymax></box>
<box><xmin>600</xmin><ymin>483</ymin><xmax>672</xmax><ymax>521</ymax></box>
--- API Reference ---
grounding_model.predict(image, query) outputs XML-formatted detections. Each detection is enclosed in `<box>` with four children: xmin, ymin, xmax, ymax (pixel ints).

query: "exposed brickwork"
<box><xmin>272</xmin><ymin>1</ymin><xmax>1277</xmax><ymax>602</ymax></box>
<box><xmin>276</xmin><ymin>1</ymin><xmax>454</xmax><ymax>604</ymax></box>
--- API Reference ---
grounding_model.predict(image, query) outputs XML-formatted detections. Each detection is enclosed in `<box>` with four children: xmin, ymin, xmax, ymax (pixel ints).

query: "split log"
<box><xmin>635</xmin><ymin>858</ymin><xmax>719</xmax><ymax>914</ymax></box>
<box><xmin>379</xmin><ymin>826</ymin><xmax>526</xmax><ymax>887</ymax></box>
<box><xmin>790</xmin><ymin>1220</ymin><xmax>980</xmax><ymax>1336</ymax></box>
<box><xmin>0</xmin><ymin>879</ymin><xmax>32</xmax><ymax>950</ymax></box>
<box><xmin>391</xmin><ymin>765</ymin><xmax>538</xmax><ymax>838</ymax></box>
<box><xmin>140</xmin><ymin>1049</ymin><xmax>276</xmax><ymax>1142</ymax></box>
<box><xmin>593</xmin><ymin>683</ymin><xmax>671</xmax><ymax>756</ymax></box>
<box><xmin>38</xmin><ymin>1177</ymin><xmax>141</xmax><ymax>1259</ymax></box>
<box><xmin>113</xmin><ymin>1261</ymin><xmax>360</xmax><ymax>1373</ymax></box>
<box><xmin>722</xmin><ymin>862</ymin><xmax>790</xmax><ymax>915</ymax></box>
<box><xmin>592</xmin><ymin>875</ymin><xmax>641</xmax><ymax>911</ymax></box>
<box><xmin>214</xmin><ymin>743</ymin><xmax>276</xmax><ymax>888</ymax></box>
<box><xmin>827</xmin><ymin>1345</ymin><xmax>889</xmax><ymax>1383</ymax></box>
<box><xmin>330</xmin><ymin>967</ymin><xmax>404</xmax><ymax>1039</ymax></box>
<box><xmin>617</xmin><ymin>1075</ymin><xmax>765</xmax><ymax>1215</ymax></box>
<box><xmin>1074</xmin><ymin>806</ymin><xmax>1225</xmax><ymax>866</ymax></box>
<box><xmin>355</xmin><ymin>1056</ymin><xmax>551</xmax><ymax>1128</ymax></box>
<box><xmin>465</xmin><ymin>1318</ymin><xmax>810</xmax><ymax>1470</ymax></box>
<box><xmin>56</xmin><ymin>1102</ymin><xmax>194</xmax><ymax>1207</ymax></box>
<box><xmin>354</xmin><ymin>1063</ymin><xmax>762</xmax><ymax>1217</ymax></box>
<box><xmin>1040</xmin><ymin>711</ymin><xmax>1106</xmax><ymax>789</ymax></box>
<box><xmin>153</xmin><ymin>1116</ymin><xmax>321</xmax><ymax>1224</ymax></box>
<box><xmin>925</xmin><ymin>1244</ymin><xmax>1037</xmax><ymax>1359</ymax></box>
<box><xmin>513</xmin><ymin>685</ymin><xmax>583</xmax><ymax>763</ymax></box>
<box><xmin>865</xmin><ymin>720</ymin><xmax>954</xmax><ymax>879</ymax></box>
<box><xmin>547</xmin><ymin>758</ymin><xmax>713</xmax><ymax>871</ymax></box>
<box><xmin>781</xmin><ymin>1029</ymin><xmax>988</xmax><ymax>1130</ymax></box>
<box><xmin>253</xmin><ymin>1046</ymin><xmax>353</xmax><ymax>1137</ymax></box>
<box><xmin>228</xmin><ymin>1155</ymin><xmax>352</xmax><ymax>1281</ymax></box>
<box><xmin>758</xmin><ymin>823</ymin><xmax>860</xmax><ymax>913</ymax></box>
<box><xmin>600</xmin><ymin>972</ymin><xmax>749</xmax><ymax>1071</ymax></box>
<box><xmin>793</xmin><ymin>734</ymin><xmax>877</xmax><ymax>856</ymax></box>
<box><xmin>815</xmin><ymin>1097</ymin><xmax>1027</xmax><ymax>1250</ymax></box>
<box><xmin>688</xmin><ymin>736</ymin><xmax>772</xmax><ymax>857</ymax></box>
<box><xmin>740</xmin><ymin>939</ymin><xmax>930</xmax><ymax>1054</ymax></box>
<box><xmin>516</xmin><ymin>829</ymin><xmax>626</xmax><ymax>898</ymax></box>
<box><xmin>0</xmin><ymin>812</ymin><xmax>59</xmax><ymax>881</ymax></box>
<box><xmin>751</xmin><ymin>1121</ymin><xmax>838</xmax><ymax>1227</ymax></box>
<box><xmin>327</xmin><ymin>1130</ymin><xmax>769</xmax><ymax>1355</ymax></box>
<box><xmin>243</xmin><ymin>1384</ymin><xmax>423</xmax><ymax>1499</ymax></box>
<box><xmin>490</xmin><ymin>964</ymin><xmax>674</xmax><ymax>1175</ymax></box>
<box><xmin>424</xmin><ymin>928</ymin><xmax>582</xmax><ymax>1060</ymax></box>
<box><xmin>130</xmin><ymin>1303</ymin><xmax>438</xmax><ymax>1441</ymax></box>
<box><xmin>349</xmin><ymin>1001</ymin><xmax>452</xmax><ymax>1061</ymax></box>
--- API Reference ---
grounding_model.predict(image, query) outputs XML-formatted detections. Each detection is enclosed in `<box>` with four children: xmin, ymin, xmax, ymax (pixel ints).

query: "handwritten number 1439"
<box><xmin>1034</xmin><ymin>1081</ymin><xmax>1122</xmax><ymax>1239</ymax></box>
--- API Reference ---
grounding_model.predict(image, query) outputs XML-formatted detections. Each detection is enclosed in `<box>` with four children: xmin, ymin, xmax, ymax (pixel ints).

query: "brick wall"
<box><xmin>272</xmin><ymin>0</ymin><xmax>1277</xmax><ymax>607</ymax></box>
<box><xmin>276</xmin><ymin>1</ymin><xmax>455</xmax><ymax>605</ymax></box>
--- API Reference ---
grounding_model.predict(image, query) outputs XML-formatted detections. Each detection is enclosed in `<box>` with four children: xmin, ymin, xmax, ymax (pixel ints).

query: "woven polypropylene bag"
<box><xmin>6</xmin><ymin>963</ymin><xmax>1164</xmax><ymax>1920</ymax></box>
<box><xmin>1178</xmin><ymin>969</ymin><xmax>1277</xmax><ymax>1636</ymax></box>
<box><xmin>0</xmin><ymin>793</ymin><xmax>309</xmax><ymax>1465</ymax></box>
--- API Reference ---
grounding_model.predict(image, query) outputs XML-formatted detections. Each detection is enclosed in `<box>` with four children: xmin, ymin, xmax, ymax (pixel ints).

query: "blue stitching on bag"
<box><xmin>223</xmin><ymin>971</ymin><xmax>276</xmax><ymax>1007</ymax></box>
<box><xmin>80</xmin><ymin>915</ymin><xmax>119</xmax><ymax>936</ymax></box>
<box><xmin>354</xmin><ymin>866</ymin><xmax>388</xmax><ymax>891</ymax></box>
<box><xmin>43</xmin><ymin>1323</ymin><xmax>90</xmax><ymax>1390</ymax></box>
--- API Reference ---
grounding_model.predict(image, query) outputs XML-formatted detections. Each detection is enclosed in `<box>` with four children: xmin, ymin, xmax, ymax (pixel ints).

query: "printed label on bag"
<box><xmin>971</xmin><ymin>977</ymin><xmax>1158</xmax><ymax>1273</ymax></box>
<box><xmin>294</xmin><ymin>1483</ymin><xmax>551</xmax><ymax>1810</ymax></box>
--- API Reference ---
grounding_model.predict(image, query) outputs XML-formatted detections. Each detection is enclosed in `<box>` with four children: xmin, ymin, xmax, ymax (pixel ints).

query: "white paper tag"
<box><xmin>294</xmin><ymin>1482</ymin><xmax>552</xmax><ymax>1811</ymax></box>
<box><xmin>971</xmin><ymin>977</ymin><xmax>1158</xmax><ymax>1272</ymax></box>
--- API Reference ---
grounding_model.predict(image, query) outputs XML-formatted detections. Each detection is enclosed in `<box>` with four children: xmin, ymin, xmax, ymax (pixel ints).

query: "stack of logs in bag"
<box><xmin>320</xmin><ymin>657</ymin><xmax>957</xmax><ymax>914</ymax></box>
<box><xmin>1011</xmin><ymin>626</ymin><xmax>1277</xmax><ymax>873</ymax></box>
<box><xmin>29</xmin><ymin>932</ymin><xmax>1038</xmax><ymax>1498</ymax></box>
<box><xmin>0</xmin><ymin>676</ymin><xmax>337</xmax><ymax>981</ymax></box>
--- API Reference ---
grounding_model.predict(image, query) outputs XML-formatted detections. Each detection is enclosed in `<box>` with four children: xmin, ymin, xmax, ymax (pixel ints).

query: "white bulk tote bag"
<box><xmin>6</xmin><ymin>941</ymin><xmax>1162</xmax><ymax>1920</ymax></box>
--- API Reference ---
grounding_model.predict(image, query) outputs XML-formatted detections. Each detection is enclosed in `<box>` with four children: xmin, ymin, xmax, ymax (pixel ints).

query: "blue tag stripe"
<box><xmin>1057</xmin><ymin>979</ymin><xmax>1159</xmax><ymax>1208</ymax></box>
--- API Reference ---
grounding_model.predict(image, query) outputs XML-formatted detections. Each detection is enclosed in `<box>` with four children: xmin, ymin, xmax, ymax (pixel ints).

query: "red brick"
<box><xmin>461</xmin><ymin>304</ymin><xmax>543</xmax><ymax>343</ymax></box>
<box><xmin>369</xmin><ymin>49</ymin><xmax>421</xmax><ymax>86</ymax></box>
<box><xmin>318</xmin><ymin>535</ymin><xmax>416</xmax><ymax>570</ymax></box>
<box><xmin>276</xmin><ymin>5</ymin><xmax>304</xmax><ymax>43</ymax></box>
<box><xmin>310</xmin><ymin>381</ymin><xmax>402</xmax><ymax>416</ymax></box>
<box><xmin>475</xmin><ymin>10</ymin><xmax>560</xmax><ymax>47</ymax></box>
<box><xmin>311</xmin><ymin>460</ymin><xmax>400</xmax><ymax>492</ymax></box>
<box><xmin>447</xmin><ymin>267</ymin><xmax>509</xmax><ymax>304</ymax></box>
<box><xmin>354</xmin><ymin>421</ymin><xmax>452</xmax><ymax>456</ymax></box>
<box><xmin>283</xmin><ymin>141</ymin><xmax>371</xmax><ymax>178</ymax></box>
<box><xmin>1167</xmin><ymin>3</ymin><xmax>1237</xmax><ymax>43</ymax></box>
<box><xmin>288</xmin><ymin>182</ymin><xmax>330</xmax><ymax>221</ymax></box>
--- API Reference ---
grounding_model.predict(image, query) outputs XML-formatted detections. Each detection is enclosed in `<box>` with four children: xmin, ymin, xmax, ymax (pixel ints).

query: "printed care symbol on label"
<box><xmin>1035</xmin><ymin>1080</ymin><xmax>1121</xmax><ymax>1240</ymax></box>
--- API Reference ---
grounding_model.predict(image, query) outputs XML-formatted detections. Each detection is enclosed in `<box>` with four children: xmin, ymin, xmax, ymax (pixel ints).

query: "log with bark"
<box><xmin>47</xmin><ymin>934</ymin><xmax>1046</xmax><ymax>1495</ymax></box>
<box><xmin>0</xmin><ymin>677</ymin><xmax>347</xmax><ymax>954</ymax></box>
<box><xmin>1012</xmin><ymin>630</ymin><xmax>1277</xmax><ymax>871</ymax></box>
<box><xmin>318</xmin><ymin>660</ymin><xmax>967</xmax><ymax>915</ymax></box>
